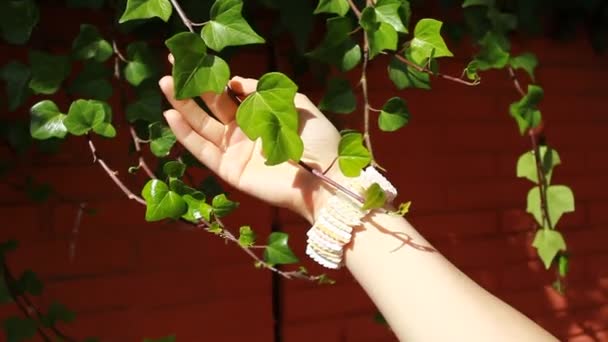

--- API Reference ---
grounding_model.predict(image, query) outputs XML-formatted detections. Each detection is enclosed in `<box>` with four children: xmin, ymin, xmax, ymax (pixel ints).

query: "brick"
<box><xmin>0</xmin><ymin>205</ymin><xmax>49</xmax><ymax>241</ymax></box>
<box><xmin>446</xmin><ymin>179</ymin><xmax>528</xmax><ymax>210</ymax></box>
<box><xmin>588</xmin><ymin>201</ymin><xmax>608</xmax><ymax>225</ymax></box>
<box><xmin>409</xmin><ymin>210</ymin><xmax>498</xmax><ymax>239</ymax></box>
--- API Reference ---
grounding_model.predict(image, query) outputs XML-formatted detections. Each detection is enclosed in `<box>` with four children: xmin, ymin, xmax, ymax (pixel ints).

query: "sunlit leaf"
<box><xmin>362</xmin><ymin>183</ymin><xmax>387</xmax><ymax>211</ymax></box>
<box><xmin>532</xmin><ymin>229</ymin><xmax>566</xmax><ymax>269</ymax></box>
<box><xmin>142</xmin><ymin>179</ymin><xmax>187</xmax><ymax>221</ymax></box>
<box><xmin>212</xmin><ymin>193</ymin><xmax>239</xmax><ymax>217</ymax></box>
<box><xmin>264</xmin><ymin>232</ymin><xmax>299</xmax><ymax>265</ymax></box>
<box><xmin>527</xmin><ymin>185</ymin><xmax>575</xmax><ymax>227</ymax></box>
<box><xmin>409</xmin><ymin>18</ymin><xmax>453</xmax><ymax>64</ymax></box>
<box><xmin>378</xmin><ymin>97</ymin><xmax>410</xmax><ymax>132</ymax></box>
<box><xmin>238</xmin><ymin>226</ymin><xmax>256</xmax><ymax>247</ymax></box>
<box><xmin>30</xmin><ymin>100</ymin><xmax>67</xmax><ymax>140</ymax></box>
<box><xmin>314</xmin><ymin>0</ymin><xmax>349</xmax><ymax>16</ymax></box>
<box><xmin>516</xmin><ymin>146</ymin><xmax>560</xmax><ymax>184</ymax></box>
<box><xmin>119</xmin><ymin>0</ymin><xmax>172</xmax><ymax>23</ymax></box>
<box><xmin>338</xmin><ymin>132</ymin><xmax>371</xmax><ymax>177</ymax></box>
<box><xmin>201</xmin><ymin>0</ymin><xmax>265</xmax><ymax>52</ymax></box>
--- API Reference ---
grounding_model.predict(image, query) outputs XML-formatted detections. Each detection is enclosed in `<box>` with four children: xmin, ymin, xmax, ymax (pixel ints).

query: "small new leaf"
<box><xmin>378</xmin><ymin>97</ymin><xmax>410</xmax><ymax>132</ymax></box>
<box><xmin>142</xmin><ymin>179</ymin><xmax>187</xmax><ymax>221</ymax></box>
<box><xmin>238</xmin><ymin>226</ymin><xmax>256</xmax><ymax>247</ymax></box>
<box><xmin>201</xmin><ymin>0</ymin><xmax>265</xmax><ymax>52</ymax></box>
<box><xmin>212</xmin><ymin>194</ymin><xmax>239</xmax><ymax>217</ymax></box>
<box><xmin>119</xmin><ymin>0</ymin><xmax>172</xmax><ymax>23</ymax></box>
<box><xmin>390</xmin><ymin>201</ymin><xmax>412</xmax><ymax>216</ymax></box>
<box><xmin>149</xmin><ymin>122</ymin><xmax>176</xmax><ymax>157</ymax></box>
<box><xmin>532</xmin><ymin>229</ymin><xmax>566</xmax><ymax>269</ymax></box>
<box><xmin>362</xmin><ymin>183</ymin><xmax>387</xmax><ymax>211</ymax></box>
<box><xmin>558</xmin><ymin>253</ymin><xmax>569</xmax><ymax>277</ymax></box>
<box><xmin>337</xmin><ymin>132</ymin><xmax>371</xmax><ymax>177</ymax></box>
<box><xmin>30</xmin><ymin>100</ymin><xmax>67</xmax><ymax>140</ymax></box>
<box><xmin>318</xmin><ymin>78</ymin><xmax>356</xmax><ymax>114</ymax></box>
<box><xmin>264</xmin><ymin>232</ymin><xmax>299</xmax><ymax>265</ymax></box>
<box><xmin>236</xmin><ymin>72</ymin><xmax>303</xmax><ymax>165</ymax></box>
<box><xmin>509</xmin><ymin>85</ymin><xmax>543</xmax><ymax>135</ymax></box>
<box><xmin>166</xmin><ymin>32</ymin><xmax>230</xmax><ymax>98</ymax></box>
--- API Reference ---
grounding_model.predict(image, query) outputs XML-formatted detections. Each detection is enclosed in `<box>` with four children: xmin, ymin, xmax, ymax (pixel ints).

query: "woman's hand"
<box><xmin>158</xmin><ymin>73</ymin><xmax>342</xmax><ymax>222</ymax></box>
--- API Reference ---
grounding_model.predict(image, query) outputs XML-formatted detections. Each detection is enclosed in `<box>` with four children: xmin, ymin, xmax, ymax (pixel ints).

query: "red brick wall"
<box><xmin>1</xmin><ymin>6</ymin><xmax>608</xmax><ymax>342</ymax></box>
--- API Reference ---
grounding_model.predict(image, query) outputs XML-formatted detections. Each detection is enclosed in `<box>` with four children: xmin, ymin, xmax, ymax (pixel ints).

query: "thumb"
<box><xmin>229</xmin><ymin>76</ymin><xmax>258</xmax><ymax>97</ymax></box>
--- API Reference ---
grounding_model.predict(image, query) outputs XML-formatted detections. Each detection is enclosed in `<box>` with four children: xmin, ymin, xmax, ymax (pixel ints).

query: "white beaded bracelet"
<box><xmin>305</xmin><ymin>166</ymin><xmax>397</xmax><ymax>269</ymax></box>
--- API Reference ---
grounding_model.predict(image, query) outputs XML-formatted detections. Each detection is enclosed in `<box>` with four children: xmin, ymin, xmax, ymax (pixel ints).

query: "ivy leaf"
<box><xmin>464</xmin><ymin>60</ymin><xmax>480</xmax><ymax>81</ymax></box>
<box><xmin>360</xmin><ymin>7</ymin><xmax>398</xmax><ymax>58</ymax></box>
<box><xmin>462</xmin><ymin>0</ymin><xmax>494</xmax><ymax>7</ymax></box>
<box><xmin>264</xmin><ymin>232</ymin><xmax>299</xmax><ymax>265</ymax></box>
<box><xmin>388</xmin><ymin>56</ymin><xmax>430</xmax><ymax>90</ymax></box>
<box><xmin>68</xmin><ymin>62</ymin><xmax>113</xmax><ymax>101</ymax></box>
<box><xmin>378</xmin><ymin>97</ymin><xmax>410</xmax><ymax>132</ymax></box>
<box><xmin>558</xmin><ymin>254</ymin><xmax>569</xmax><ymax>277</ymax></box>
<box><xmin>149</xmin><ymin>122</ymin><xmax>176</xmax><ymax>157</ymax></box>
<box><xmin>71</xmin><ymin>24</ymin><xmax>112</xmax><ymax>62</ymax></box>
<box><xmin>212</xmin><ymin>194</ymin><xmax>239</xmax><ymax>217</ymax></box>
<box><xmin>126</xmin><ymin>84</ymin><xmax>163</xmax><ymax>123</ymax></box>
<box><xmin>516</xmin><ymin>146</ymin><xmax>561</xmax><ymax>184</ymax></box>
<box><xmin>63</xmin><ymin>99</ymin><xmax>106</xmax><ymax>136</ymax></box>
<box><xmin>0</xmin><ymin>0</ymin><xmax>39</xmax><ymax>45</ymax></box>
<box><xmin>201</xmin><ymin>0</ymin><xmax>265</xmax><ymax>52</ymax></box>
<box><xmin>362</xmin><ymin>183</ymin><xmax>387</xmax><ymax>211</ymax></box>
<box><xmin>30</xmin><ymin>100</ymin><xmax>67</xmax><ymax>140</ymax></box>
<box><xmin>409</xmin><ymin>18</ymin><xmax>453</xmax><ymax>64</ymax></box>
<box><xmin>16</xmin><ymin>270</ymin><xmax>42</xmax><ymax>296</ymax></box>
<box><xmin>181</xmin><ymin>192</ymin><xmax>212</xmax><ymax>223</ymax></box>
<box><xmin>338</xmin><ymin>132</ymin><xmax>371</xmax><ymax>177</ymax></box>
<box><xmin>527</xmin><ymin>185</ymin><xmax>575</xmax><ymax>227</ymax></box>
<box><xmin>3</xmin><ymin>317</ymin><xmax>37</xmax><ymax>342</ymax></box>
<box><xmin>391</xmin><ymin>201</ymin><xmax>412</xmax><ymax>216</ymax></box>
<box><xmin>40</xmin><ymin>302</ymin><xmax>75</xmax><ymax>327</ymax></box>
<box><xmin>141</xmin><ymin>179</ymin><xmax>187</xmax><ymax>221</ymax></box>
<box><xmin>474</xmin><ymin>31</ymin><xmax>509</xmax><ymax>70</ymax></box>
<box><xmin>236</xmin><ymin>72</ymin><xmax>303</xmax><ymax>165</ymax></box>
<box><xmin>509</xmin><ymin>52</ymin><xmax>538</xmax><ymax>81</ymax></box>
<box><xmin>238</xmin><ymin>226</ymin><xmax>256</xmax><ymax>247</ymax></box>
<box><xmin>119</xmin><ymin>0</ymin><xmax>172</xmax><ymax>23</ymax></box>
<box><xmin>532</xmin><ymin>229</ymin><xmax>567</xmax><ymax>269</ymax></box>
<box><xmin>372</xmin><ymin>0</ymin><xmax>408</xmax><ymax>33</ymax></box>
<box><xmin>307</xmin><ymin>17</ymin><xmax>361</xmax><ymax>71</ymax></box>
<box><xmin>124</xmin><ymin>42</ymin><xmax>160</xmax><ymax>87</ymax></box>
<box><xmin>1</xmin><ymin>61</ymin><xmax>31</xmax><ymax>111</ymax></box>
<box><xmin>318</xmin><ymin>78</ymin><xmax>356</xmax><ymax>114</ymax></box>
<box><xmin>314</xmin><ymin>0</ymin><xmax>349</xmax><ymax>16</ymax></box>
<box><xmin>28</xmin><ymin>50</ymin><xmax>70</xmax><ymax>95</ymax></box>
<box><xmin>509</xmin><ymin>85</ymin><xmax>543</xmax><ymax>135</ymax></box>
<box><xmin>165</xmin><ymin>32</ymin><xmax>230</xmax><ymax>98</ymax></box>
<box><xmin>163</xmin><ymin>161</ymin><xmax>186</xmax><ymax>178</ymax></box>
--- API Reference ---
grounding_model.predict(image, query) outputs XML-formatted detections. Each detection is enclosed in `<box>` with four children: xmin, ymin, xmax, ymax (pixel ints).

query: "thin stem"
<box><xmin>529</xmin><ymin>131</ymin><xmax>553</xmax><ymax>229</ymax></box>
<box><xmin>508</xmin><ymin>66</ymin><xmax>526</xmax><ymax>96</ymax></box>
<box><xmin>87</xmin><ymin>135</ymin><xmax>146</xmax><ymax>205</ymax></box>
<box><xmin>394</xmin><ymin>54</ymin><xmax>481</xmax><ymax>86</ymax></box>
<box><xmin>69</xmin><ymin>202</ymin><xmax>86</xmax><ymax>262</ymax></box>
<box><xmin>129</xmin><ymin>126</ymin><xmax>156</xmax><ymax>179</ymax></box>
<box><xmin>347</xmin><ymin>0</ymin><xmax>362</xmax><ymax>18</ymax></box>
<box><xmin>190</xmin><ymin>21</ymin><xmax>208</xmax><ymax>27</ymax></box>
<box><xmin>361</xmin><ymin>26</ymin><xmax>379</xmax><ymax>167</ymax></box>
<box><xmin>169</xmin><ymin>0</ymin><xmax>194</xmax><ymax>32</ymax></box>
<box><xmin>112</xmin><ymin>40</ymin><xmax>128</xmax><ymax>63</ymax></box>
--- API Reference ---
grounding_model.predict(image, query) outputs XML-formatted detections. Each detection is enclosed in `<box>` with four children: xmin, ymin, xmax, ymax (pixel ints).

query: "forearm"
<box><xmin>345</xmin><ymin>212</ymin><xmax>558</xmax><ymax>341</ymax></box>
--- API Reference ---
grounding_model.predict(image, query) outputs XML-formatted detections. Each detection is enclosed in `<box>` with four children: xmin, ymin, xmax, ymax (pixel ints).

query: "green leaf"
<box><xmin>16</xmin><ymin>270</ymin><xmax>42</xmax><ymax>296</ymax></box>
<box><xmin>264</xmin><ymin>232</ymin><xmax>299</xmax><ymax>265</ymax></box>
<box><xmin>318</xmin><ymin>78</ymin><xmax>356</xmax><ymax>114</ymax></box>
<box><xmin>211</xmin><ymin>194</ymin><xmax>239</xmax><ymax>217</ymax></box>
<box><xmin>527</xmin><ymin>185</ymin><xmax>575</xmax><ymax>227</ymax></box>
<box><xmin>509</xmin><ymin>84</ymin><xmax>543</xmax><ymax>135</ymax></box>
<box><xmin>63</xmin><ymin>99</ymin><xmax>106</xmax><ymax>135</ymax></box>
<box><xmin>72</xmin><ymin>24</ymin><xmax>112</xmax><ymax>62</ymax></box>
<box><xmin>314</xmin><ymin>0</ymin><xmax>349</xmax><ymax>16</ymax></box>
<box><xmin>163</xmin><ymin>161</ymin><xmax>186</xmax><ymax>178</ymax></box>
<box><xmin>0</xmin><ymin>0</ymin><xmax>39</xmax><ymax>45</ymax></box>
<box><xmin>3</xmin><ymin>317</ymin><xmax>37</xmax><ymax>342</ymax></box>
<box><xmin>532</xmin><ymin>229</ymin><xmax>566</xmax><ymax>269</ymax></box>
<box><xmin>307</xmin><ymin>17</ymin><xmax>361</xmax><ymax>71</ymax></box>
<box><xmin>201</xmin><ymin>0</ymin><xmax>265</xmax><ymax>52</ymax></box>
<box><xmin>390</xmin><ymin>201</ymin><xmax>412</xmax><ymax>216</ymax></box>
<box><xmin>41</xmin><ymin>301</ymin><xmax>76</xmax><ymax>327</ymax></box>
<box><xmin>509</xmin><ymin>52</ymin><xmax>538</xmax><ymax>81</ymax></box>
<box><xmin>165</xmin><ymin>32</ymin><xmax>230</xmax><ymax>98</ymax></box>
<box><xmin>516</xmin><ymin>146</ymin><xmax>561</xmax><ymax>184</ymax></box>
<box><xmin>362</xmin><ymin>183</ymin><xmax>387</xmax><ymax>211</ymax></box>
<box><xmin>462</xmin><ymin>0</ymin><xmax>494</xmax><ymax>7</ymax></box>
<box><xmin>409</xmin><ymin>18</ymin><xmax>453</xmax><ymax>64</ymax></box>
<box><xmin>30</xmin><ymin>100</ymin><xmax>67</xmax><ymax>140</ymax></box>
<box><xmin>360</xmin><ymin>7</ymin><xmax>398</xmax><ymax>58</ymax></box>
<box><xmin>28</xmin><ymin>50</ymin><xmax>70</xmax><ymax>95</ymax></box>
<box><xmin>378</xmin><ymin>97</ymin><xmax>410</xmax><ymax>132</ymax></box>
<box><xmin>474</xmin><ymin>31</ymin><xmax>509</xmax><ymax>70</ymax></box>
<box><xmin>0</xmin><ymin>61</ymin><xmax>31</xmax><ymax>111</ymax></box>
<box><xmin>126</xmin><ymin>84</ymin><xmax>163</xmax><ymax>123</ymax></box>
<box><xmin>68</xmin><ymin>62</ymin><xmax>113</xmax><ymax>101</ymax></box>
<box><xmin>149</xmin><ymin>122</ymin><xmax>176</xmax><ymax>157</ymax></box>
<box><xmin>124</xmin><ymin>42</ymin><xmax>160</xmax><ymax>87</ymax></box>
<box><xmin>207</xmin><ymin>222</ymin><xmax>223</xmax><ymax>234</ymax></box>
<box><xmin>338</xmin><ymin>132</ymin><xmax>371</xmax><ymax>177</ymax></box>
<box><xmin>558</xmin><ymin>253</ymin><xmax>569</xmax><ymax>277</ymax></box>
<box><xmin>464</xmin><ymin>60</ymin><xmax>480</xmax><ymax>81</ymax></box>
<box><xmin>119</xmin><ymin>0</ymin><xmax>172</xmax><ymax>23</ymax></box>
<box><xmin>238</xmin><ymin>226</ymin><xmax>256</xmax><ymax>247</ymax></box>
<box><xmin>182</xmin><ymin>193</ymin><xmax>213</xmax><ymax>223</ymax></box>
<box><xmin>388</xmin><ymin>56</ymin><xmax>430</xmax><ymax>90</ymax></box>
<box><xmin>372</xmin><ymin>0</ymin><xmax>408</xmax><ymax>33</ymax></box>
<box><xmin>236</xmin><ymin>72</ymin><xmax>303</xmax><ymax>165</ymax></box>
<box><xmin>142</xmin><ymin>179</ymin><xmax>187</xmax><ymax>221</ymax></box>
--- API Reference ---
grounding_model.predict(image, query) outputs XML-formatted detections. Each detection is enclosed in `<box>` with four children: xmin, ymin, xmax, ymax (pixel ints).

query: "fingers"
<box><xmin>159</xmin><ymin>76</ymin><xmax>225</xmax><ymax>147</ymax></box>
<box><xmin>201</xmin><ymin>90</ymin><xmax>239</xmax><ymax>125</ymax></box>
<box><xmin>228</xmin><ymin>76</ymin><xmax>258</xmax><ymax>97</ymax></box>
<box><xmin>164</xmin><ymin>109</ymin><xmax>222</xmax><ymax>173</ymax></box>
